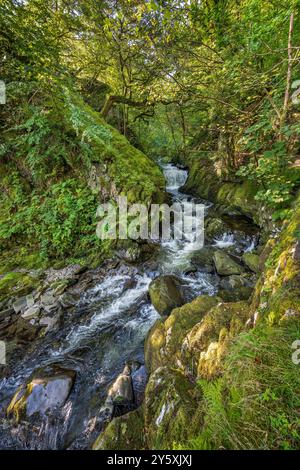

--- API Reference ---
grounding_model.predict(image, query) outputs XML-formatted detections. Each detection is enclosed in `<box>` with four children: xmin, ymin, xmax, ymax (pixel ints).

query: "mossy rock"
<box><xmin>242</xmin><ymin>252</ymin><xmax>260</xmax><ymax>273</ymax></box>
<box><xmin>249</xmin><ymin>192</ymin><xmax>300</xmax><ymax>323</ymax></box>
<box><xmin>148</xmin><ymin>275</ymin><xmax>185</xmax><ymax>316</ymax></box>
<box><xmin>0</xmin><ymin>272</ymin><xmax>38</xmax><ymax>303</ymax></box>
<box><xmin>145</xmin><ymin>296</ymin><xmax>220</xmax><ymax>373</ymax></box>
<box><xmin>163</xmin><ymin>295</ymin><xmax>221</xmax><ymax>365</ymax></box>
<box><xmin>144</xmin><ymin>319</ymin><xmax>166</xmax><ymax>373</ymax></box>
<box><xmin>205</xmin><ymin>217</ymin><xmax>229</xmax><ymax>240</ymax></box>
<box><xmin>144</xmin><ymin>367</ymin><xmax>203</xmax><ymax>449</ymax></box>
<box><xmin>93</xmin><ymin>407</ymin><xmax>145</xmax><ymax>450</ymax></box>
<box><xmin>213</xmin><ymin>251</ymin><xmax>245</xmax><ymax>276</ymax></box>
<box><xmin>191</xmin><ymin>247</ymin><xmax>216</xmax><ymax>273</ymax></box>
<box><xmin>216</xmin><ymin>181</ymin><xmax>258</xmax><ymax>222</ymax></box>
<box><xmin>181</xmin><ymin>301</ymin><xmax>249</xmax><ymax>376</ymax></box>
<box><xmin>218</xmin><ymin>286</ymin><xmax>253</xmax><ymax>302</ymax></box>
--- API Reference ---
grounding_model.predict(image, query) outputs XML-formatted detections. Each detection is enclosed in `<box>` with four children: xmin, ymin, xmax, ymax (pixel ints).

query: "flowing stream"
<box><xmin>0</xmin><ymin>163</ymin><xmax>258</xmax><ymax>449</ymax></box>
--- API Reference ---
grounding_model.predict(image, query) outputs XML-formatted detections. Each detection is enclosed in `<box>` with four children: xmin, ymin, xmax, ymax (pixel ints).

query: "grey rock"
<box><xmin>39</xmin><ymin>315</ymin><xmax>59</xmax><ymax>332</ymax></box>
<box><xmin>21</xmin><ymin>305</ymin><xmax>41</xmax><ymax>320</ymax></box>
<box><xmin>26</xmin><ymin>294</ymin><xmax>35</xmax><ymax>309</ymax></box>
<box><xmin>13</xmin><ymin>296</ymin><xmax>28</xmax><ymax>314</ymax></box>
<box><xmin>59</xmin><ymin>292</ymin><xmax>79</xmax><ymax>309</ymax></box>
<box><xmin>8</xmin><ymin>373</ymin><xmax>75</xmax><ymax>419</ymax></box>
<box><xmin>40</xmin><ymin>292</ymin><xmax>59</xmax><ymax>313</ymax></box>
<box><xmin>131</xmin><ymin>365</ymin><xmax>148</xmax><ymax>406</ymax></box>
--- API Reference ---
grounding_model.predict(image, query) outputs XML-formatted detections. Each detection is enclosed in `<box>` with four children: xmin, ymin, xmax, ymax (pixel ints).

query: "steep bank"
<box><xmin>0</xmin><ymin>83</ymin><xmax>165</xmax><ymax>299</ymax></box>
<box><xmin>93</xmin><ymin>192</ymin><xmax>300</xmax><ymax>450</ymax></box>
<box><xmin>181</xmin><ymin>152</ymin><xmax>271</xmax><ymax>229</ymax></box>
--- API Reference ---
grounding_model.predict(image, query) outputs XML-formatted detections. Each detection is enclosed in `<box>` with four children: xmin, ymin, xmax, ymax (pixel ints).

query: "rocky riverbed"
<box><xmin>0</xmin><ymin>163</ymin><xmax>262</xmax><ymax>449</ymax></box>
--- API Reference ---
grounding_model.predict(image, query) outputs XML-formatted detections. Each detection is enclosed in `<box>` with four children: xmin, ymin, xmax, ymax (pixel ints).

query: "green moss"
<box><xmin>93</xmin><ymin>408</ymin><xmax>145</xmax><ymax>450</ymax></box>
<box><xmin>181</xmin><ymin>301</ymin><xmax>249</xmax><ymax>376</ymax></box>
<box><xmin>0</xmin><ymin>84</ymin><xmax>165</xmax><ymax>264</ymax></box>
<box><xmin>242</xmin><ymin>252</ymin><xmax>260</xmax><ymax>273</ymax></box>
<box><xmin>144</xmin><ymin>367</ymin><xmax>203</xmax><ymax>449</ymax></box>
<box><xmin>182</xmin><ymin>154</ymin><xmax>265</xmax><ymax>225</ymax></box>
<box><xmin>0</xmin><ymin>249</ymin><xmax>47</xmax><ymax>275</ymax></box>
<box><xmin>164</xmin><ymin>296</ymin><xmax>220</xmax><ymax>362</ymax></box>
<box><xmin>252</xmin><ymin>192</ymin><xmax>300</xmax><ymax>323</ymax></box>
<box><xmin>0</xmin><ymin>271</ymin><xmax>38</xmax><ymax>302</ymax></box>
<box><xmin>145</xmin><ymin>296</ymin><xmax>220</xmax><ymax>373</ymax></box>
<box><xmin>145</xmin><ymin>319</ymin><xmax>166</xmax><ymax>373</ymax></box>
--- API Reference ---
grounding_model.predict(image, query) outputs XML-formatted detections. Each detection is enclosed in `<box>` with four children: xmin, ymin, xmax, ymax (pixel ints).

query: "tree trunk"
<box><xmin>279</xmin><ymin>12</ymin><xmax>294</xmax><ymax>135</ymax></box>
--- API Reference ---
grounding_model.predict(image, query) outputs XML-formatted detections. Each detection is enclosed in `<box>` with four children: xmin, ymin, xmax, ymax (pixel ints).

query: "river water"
<box><xmin>0</xmin><ymin>163</ymin><xmax>257</xmax><ymax>449</ymax></box>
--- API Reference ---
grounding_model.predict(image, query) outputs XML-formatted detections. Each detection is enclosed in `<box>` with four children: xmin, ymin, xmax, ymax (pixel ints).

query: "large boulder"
<box><xmin>148</xmin><ymin>275</ymin><xmax>184</xmax><ymax>316</ymax></box>
<box><xmin>205</xmin><ymin>217</ymin><xmax>229</xmax><ymax>240</ymax></box>
<box><xmin>93</xmin><ymin>407</ymin><xmax>145</xmax><ymax>450</ymax></box>
<box><xmin>145</xmin><ymin>295</ymin><xmax>220</xmax><ymax>373</ymax></box>
<box><xmin>7</xmin><ymin>369</ymin><xmax>75</xmax><ymax>422</ymax></box>
<box><xmin>181</xmin><ymin>301</ymin><xmax>249</xmax><ymax>378</ymax></box>
<box><xmin>242</xmin><ymin>252</ymin><xmax>260</xmax><ymax>273</ymax></box>
<box><xmin>213</xmin><ymin>251</ymin><xmax>244</xmax><ymax>276</ymax></box>
<box><xmin>144</xmin><ymin>367</ymin><xmax>202</xmax><ymax>449</ymax></box>
<box><xmin>217</xmin><ymin>273</ymin><xmax>255</xmax><ymax>302</ymax></box>
<box><xmin>191</xmin><ymin>247</ymin><xmax>216</xmax><ymax>273</ymax></box>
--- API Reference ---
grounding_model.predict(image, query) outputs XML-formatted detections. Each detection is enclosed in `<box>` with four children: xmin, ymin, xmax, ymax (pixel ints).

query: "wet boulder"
<box><xmin>148</xmin><ymin>275</ymin><xmax>184</xmax><ymax>316</ymax></box>
<box><xmin>205</xmin><ymin>217</ymin><xmax>229</xmax><ymax>241</ymax></box>
<box><xmin>181</xmin><ymin>301</ymin><xmax>249</xmax><ymax>378</ymax></box>
<box><xmin>7</xmin><ymin>369</ymin><xmax>75</xmax><ymax>422</ymax></box>
<box><xmin>191</xmin><ymin>247</ymin><xmax>216</xmax><ymax>273</ymax></box>
<box><xmin>145</xmin><ymin>295</ymin><xmax>220</xmax><ymax>373</ymax></box>
<box><xmin>107</xmin><ymin>365</ymin><xmax>133</xmax><ymax>405</ymax></box>
<box><xmin>131</xmin><ymin>364</ymin><xmax>148</xmax><ymax>406</ymax></box>
<box><xmin>213</xmin><ymin>251</ymin><xmax>245</xmax><ymax>276</ymax></box>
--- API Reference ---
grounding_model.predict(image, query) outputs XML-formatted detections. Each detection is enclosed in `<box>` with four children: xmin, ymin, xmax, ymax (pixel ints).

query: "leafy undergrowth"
<box><xmin>0</xmin><ymin>81</ymin><xmax>164</xmax><ymax>267</ymax></box>
<box><xmin>176</xmin><ymin>321</ymin><xmax>300</xmax><ymax>450</ymax></box>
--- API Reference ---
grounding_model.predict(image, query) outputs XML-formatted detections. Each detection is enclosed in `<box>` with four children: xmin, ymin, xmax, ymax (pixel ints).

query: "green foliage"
<box><xmin>237</xmin><ymin>141</ymin><xmax>300</xmax><ymax>208</ymax></box>
<box><xmin>0</xmin><ymin>179</ymin><xmax>100</xmax><ymax>258</ymax></box>
<box><xmin>177</xmin><ymin>322</ymin><xmax>300</xmax><ymax>450</ymax></box>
